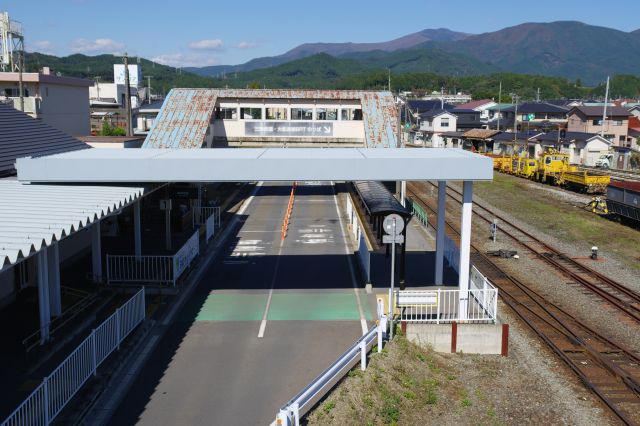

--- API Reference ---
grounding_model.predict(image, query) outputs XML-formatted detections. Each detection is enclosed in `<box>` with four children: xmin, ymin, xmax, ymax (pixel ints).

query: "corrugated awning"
<box><xmin>0</xmin><ymin>178</ymin><xmax>145</xmax><ymax>269</ymax></box>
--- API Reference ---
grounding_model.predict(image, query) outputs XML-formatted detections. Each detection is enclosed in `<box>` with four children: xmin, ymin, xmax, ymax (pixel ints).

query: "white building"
<box><xmin>417</xmin><ymin>110</ymin><xmax>458</xmax><ymax>147</ymax></box>
<box><xmin>0</xmin><ymin>68</ymin><xmax>92</xmax><ymax>135</ymax></box>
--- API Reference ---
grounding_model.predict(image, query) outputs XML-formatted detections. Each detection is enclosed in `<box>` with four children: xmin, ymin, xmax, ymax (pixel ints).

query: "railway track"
<box><xmin>405</xmin><ymin>183</ymin><xmax>640</xmax><ymax>425</ymax></box>
<box><xmin>412</xmin><ymin>181</ymin><xmax>640</xmax><ymax>324</ymax></box>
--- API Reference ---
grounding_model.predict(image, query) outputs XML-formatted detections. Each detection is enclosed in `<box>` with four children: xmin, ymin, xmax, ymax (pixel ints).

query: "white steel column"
<box><xmin>48</xmin><ymin>242</ymin><xmax>62</xmax><ymax>317</ymax></box>
<box><xmin>458</xmin><ymin>180</ymin><xmax>473</xmax><ymax>320</ymax></box>
<box><xmin>37</xmin><ymin>248</ymin><xmax>51</xmax><ymax>344</ymax></box>
<box><xmin>434</xmin><ymin>180</ymin><xmax>447</xmax><ymax>285</ymax></box>
<box><xmin>91</xmin><ymin>221</ymin><xmax>102</xmax><ymax>282</ymax></box>
<box><xmin>400</xmin><ymin>181</ymin><xmax>406</xmax><ymax>207</ymax></box>
<box><xmin>134</xmin><ymin>200</ymin><xmax>142</xmax><ymax>259</ymax></box>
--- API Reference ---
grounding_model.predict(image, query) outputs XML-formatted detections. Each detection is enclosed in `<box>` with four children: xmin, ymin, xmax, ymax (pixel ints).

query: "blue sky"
<box><xmin>4</xmin><ymin>0</ymin><xmax>640</xmax><ymax>67</ymax></box>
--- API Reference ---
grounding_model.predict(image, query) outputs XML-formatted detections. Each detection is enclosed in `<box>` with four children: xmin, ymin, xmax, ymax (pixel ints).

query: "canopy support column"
<box><xmin>458</xmin><ymin>181</ymin><xmax>473</xmax><ymax>321</ymax></box>
<box><xmin>91</xmin><ymin>221</ymin><xmax>102</xmax><ymax>282</ymax></box>
<box><xmin>48</xmin><ymin>242</ymin><xmax>61</xmax><ymax>317</ymax></box>
<box><xmin>435</xmin><ymin>180</ymin><xmax>446</xmax><ymax>285</ymax></box>
<box><xmin>37</xmin><ymin>248</ymin><xmax>51</xmax><ymax>344</ymax></box>
<box><xmin>134</xmin><ymin>200</ymin><xmax>142</xmax><ymax>259</ymax></box>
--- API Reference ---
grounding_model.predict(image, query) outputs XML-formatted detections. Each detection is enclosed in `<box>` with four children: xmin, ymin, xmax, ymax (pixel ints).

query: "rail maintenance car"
<box><xmin>606</xmin><ymin>181</ymin><xmax>640</xmax><ymax>223</ymax></box>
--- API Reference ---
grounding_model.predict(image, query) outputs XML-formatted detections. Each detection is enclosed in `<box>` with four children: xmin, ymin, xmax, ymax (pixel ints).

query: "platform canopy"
<box><xmin>0</xmin><ymin>178</ymin><xmax>145</xmax><ymax>269</ymax></box>
<box><xmin>16</xmin><ymin>148</ymin><xmax>493</xmax><ymax>183</ymax></box>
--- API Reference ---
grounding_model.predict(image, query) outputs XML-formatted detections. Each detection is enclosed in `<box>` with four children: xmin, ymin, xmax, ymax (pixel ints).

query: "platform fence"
<box><xmin>396</xmin><ymin>268</ymin><xmax>498</xmax><ymax>324</ymax></box>
<box><xmin>1</xmin><ymin>288</ymin><xmax>145</xmax><ymax>426</ymax></box>
<box><xmin>106</xmin><ymin>230</ymin><xmax>199</xmax><ymax>286</ymax></box>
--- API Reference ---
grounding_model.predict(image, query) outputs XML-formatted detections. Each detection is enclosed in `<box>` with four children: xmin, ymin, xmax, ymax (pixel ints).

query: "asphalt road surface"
<box><xmin>110</xmin><ymin>182</ymin><xmax>374</xmax><ymax>425</ymax></box>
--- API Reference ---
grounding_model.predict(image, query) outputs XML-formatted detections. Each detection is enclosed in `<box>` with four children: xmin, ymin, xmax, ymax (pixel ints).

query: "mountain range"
<box><xmin>186</xmin><ymin>21</ymin><xmax>640</xmax><ymax>84</ymax></box>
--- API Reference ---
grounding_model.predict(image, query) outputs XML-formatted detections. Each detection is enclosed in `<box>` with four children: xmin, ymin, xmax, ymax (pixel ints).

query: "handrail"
<box><xmin>276</xmin><ymin>300</ymin><xmax>388</xmax><ymax>426</ymax></box>
<box><xmin>276</xmin><ymin>325</ymin><xmax>383</xmax><ymax>425</ymax></box>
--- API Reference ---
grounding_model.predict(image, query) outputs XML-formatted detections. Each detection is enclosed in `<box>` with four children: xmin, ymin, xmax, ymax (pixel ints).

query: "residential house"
<box><xmin>0</xmin><ymin>68</ymin><xmax>92</xmax><ymax>135</ymax></box>
<box><xmin>502</xmin><ymin>102</ymin><xmax>568</xmax><ymax>132</ymax></box>
<box><xmin>627</xmin><ymin>104</ymin><xmax>640</xmax><ymax>118</ymax></box>
<box><xmin>456</xmin><ymin>99</ymin><xmax>497</xmax><ymax>123</ymax></box>
<box><xmin>492</xmin><ymin>131</ymin><xmax>542</xmax><ymax>157</ymax></box>
<box><xmin>485</xmin><ymin>103</ymin><xmax>513</xmax><ymax>129</ymax></box>
<box><xmin>627</xmin><ymin>116</ymin><xmax>640</xmax><ymax>151</ymax></box>
<box><xmin>566</xmin><ymin>106</ymin><xmax>630</xmax><ymax>147</ymax></box>
<box><xmin>450</xmin><ymin>108</ymin><xmax>482</xmax><ymax>130</ymax></box>
<box><xmin>535</xmin><ymin>131</ymin><xmax>611</xmax><ymax>166</ymax></box>
<box><xmin>416</xmin><ymin>110</ymin><xmax>457</xmax><ymax>147</ymax></box>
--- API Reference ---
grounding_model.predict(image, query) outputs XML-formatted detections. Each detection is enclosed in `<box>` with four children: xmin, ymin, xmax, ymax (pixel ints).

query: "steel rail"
<box><xmin>406</xmin><ymin>185</ymin><xmax>640</xmax><ymax>425</ymax></box>
<box><xmin>424</xmin><ymin>181</ymin><xmax>640</xmax><ymax>323</ymax></box>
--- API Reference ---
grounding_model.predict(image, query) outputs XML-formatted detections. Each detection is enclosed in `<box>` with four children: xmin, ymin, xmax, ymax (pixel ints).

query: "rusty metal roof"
<box><xmin>142</xmin><ymin>89</ymin><xmax>398</xmax><ymax>149</ymax></box>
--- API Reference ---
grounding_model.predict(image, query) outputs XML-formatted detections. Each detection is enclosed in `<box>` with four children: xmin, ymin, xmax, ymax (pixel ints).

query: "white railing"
<box><xmin>276</xmin><ymin>301</ymin><xmax>388</xmax><ymax>426</ymax></box>
<box><xmin>396</xmin><ymin>287</ymin><xmax>498</xmax><ymax>324</ymax></box>
<box><xmin>1</xmin><ymin>288</ymin><xmax>145</xmax><ymax>426</ymax></box>
<box><xmin>192</xmin><ymin>206</ymin><xmax>220</xmax><ymax>228</ymax></box>
<box><xmin>469</xmin><ymin>265</ymin><xmax>498</xmax><ymax>319</ymax></box>
<box><xmin>106</xmin><ymin>255</ymin><xmax>174</xmax><ymax>285</ymax></box>
<box><xmin>106</xmin><ymin>230</ymin><xmax>200</xmax><ymax>287</ymax></box>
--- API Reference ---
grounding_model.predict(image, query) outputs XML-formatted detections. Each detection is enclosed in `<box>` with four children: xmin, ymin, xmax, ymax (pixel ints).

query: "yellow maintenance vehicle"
<box><xmin>535</xmin><ymin>150</ymin><xmax>610</xmax><ymax>193</ymax></box>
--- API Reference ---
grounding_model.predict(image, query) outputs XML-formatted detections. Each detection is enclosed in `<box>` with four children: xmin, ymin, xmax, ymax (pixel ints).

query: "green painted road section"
<box><xmin>196</xmin><ymin>291</ymin><xmax>372</xmax><ymax>322</ymax></box>
<box><xmin>196</xmin><ymin>293</ymin><xmax>267</xmax><ymax>321</ymax></box>
<box><xmin>269</xmin><ymin>293</ymin><xmax>373</xmax><ymax>321</ymax></box>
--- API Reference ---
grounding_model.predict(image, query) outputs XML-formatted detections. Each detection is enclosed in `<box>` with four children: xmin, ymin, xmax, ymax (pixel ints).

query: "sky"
<box><xmin>4</xmin><ymin>0</ymin><xmax>640</xmax><ymax>68</ymax></box>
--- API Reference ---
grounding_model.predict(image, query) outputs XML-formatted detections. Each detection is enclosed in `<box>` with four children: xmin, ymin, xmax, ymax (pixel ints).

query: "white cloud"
<box><xmin>188</xmin><ymin>39</ymin><xmax>224</xmax><ymax>51</ymax></box>
<box><xmin>30</xmin><ymin>40</ymin><xmax>56</xmax><ymax>55</ymax></box>
<box><xmin>237</xmin><ymin>41</ymin><xmax>258</xmax><ymax>49</ymax></box>
<box><xmin>152</xmin><ymin>53</ymin><xmax>220</xmax><ymax>68</ymax></box>
<box><xmin>70</xmin><ymin>38</ymin><xmax>125</xmax><ymax>54</ymax></box>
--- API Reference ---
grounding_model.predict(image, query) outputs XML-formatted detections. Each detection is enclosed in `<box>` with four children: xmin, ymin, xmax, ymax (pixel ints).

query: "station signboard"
<box><xmin>245</xmin><ymin>121</ymin><xmax>333</xmax><ymax>137</ymax></box>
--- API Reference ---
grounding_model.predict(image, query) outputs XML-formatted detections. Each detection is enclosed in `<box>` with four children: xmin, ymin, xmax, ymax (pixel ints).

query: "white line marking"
<box><xmin>332</xmin><ymin>183</ymin><xmax>368</xmax><ymax>335</ymax></box>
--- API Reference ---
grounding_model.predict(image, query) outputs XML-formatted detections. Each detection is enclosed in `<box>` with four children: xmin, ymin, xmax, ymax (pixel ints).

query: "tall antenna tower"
<box><xmin>0</xmin><ymin>12</ymin><xmax>24</xmax><ymax>72</ymax></box>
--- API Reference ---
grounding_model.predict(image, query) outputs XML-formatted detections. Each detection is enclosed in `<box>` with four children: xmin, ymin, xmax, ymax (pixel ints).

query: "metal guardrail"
<box><xmin>1</xmin><ymin>288</ymin><xmax>146</xmax><ymax>426</ymax></box>
<box><xmin>276</xmin><ymin>301</ymin><xmax>388</xmax><ymax>426</ymax></box>
<box><xmin>106</xmin><ymin>230</ymin><xmax>200</xmax><ymax>286</ymax></box>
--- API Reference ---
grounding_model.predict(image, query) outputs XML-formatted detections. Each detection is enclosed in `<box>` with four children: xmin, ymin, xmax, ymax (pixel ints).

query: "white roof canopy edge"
<box><xmin>17</xmin><ymin>148</ymin><xmax>493</xmax><ymax>183</ymax></box>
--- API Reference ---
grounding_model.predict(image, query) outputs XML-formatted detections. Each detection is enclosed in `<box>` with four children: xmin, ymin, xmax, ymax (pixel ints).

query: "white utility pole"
<box><xmin>496</xmin><ymin>81</ymin><xmax>502</xmax><ymax>131</ymax></box>
<box><xmin>601</xmin><ymin>76</ymin><xmax>610</xmax><ymax>138</ymax></box>
<box><xmin>147</xmin><ymin>75</ymin><xmax>153</xmax><ymax>104</ymax></box>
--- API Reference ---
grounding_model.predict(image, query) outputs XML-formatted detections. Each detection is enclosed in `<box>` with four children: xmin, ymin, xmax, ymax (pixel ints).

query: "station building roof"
<box><xmin>142</xmin><ymin>89</ymin><xmax>399</xmax><ymax>149</ymax></box>
<box><xmin>0</xmin><ymin>178</ymin><xmax>145</xmax><ymax>270</ymax></box>
<box><xmin>16</xmin><ymin>148</ymin><xmax>494</xmax><ymax>183</ymax></box>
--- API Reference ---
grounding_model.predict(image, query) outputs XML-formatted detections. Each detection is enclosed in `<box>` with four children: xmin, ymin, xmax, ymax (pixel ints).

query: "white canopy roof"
<box><xmin>16</xmin><ymin>148</ymin><xmax>493</xmax><ymax>182</ymax></box>
<box><xmin>0</xmin><ymin>178</ymin><xmax>145</xmax><ymax>269</ymax></box>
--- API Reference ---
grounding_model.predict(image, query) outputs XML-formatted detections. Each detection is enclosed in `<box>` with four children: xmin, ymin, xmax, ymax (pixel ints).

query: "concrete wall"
<box><xmin>406</xmin><ymin>322</ymin><xmax>506</xmax><ymax>355</ymax></box>
<box><xmin>39</xmin><ymin>83</ymin><xmax>90</xmax><ymax>135</ymax></box>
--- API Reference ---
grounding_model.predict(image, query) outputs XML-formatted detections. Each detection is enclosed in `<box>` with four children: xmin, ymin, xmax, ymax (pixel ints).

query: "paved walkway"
<box><xmin>110</xmin><ymin>182</ymin><xmax>375</xmax><ymax>425</ymax></box>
